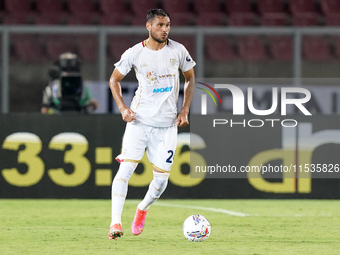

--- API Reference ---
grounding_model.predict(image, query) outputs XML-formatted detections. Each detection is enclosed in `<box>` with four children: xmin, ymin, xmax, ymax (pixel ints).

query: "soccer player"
<box><xmin>108</xmin><ymin>9</ymin><xmax>196</xmax><ymax>240</ymax></box>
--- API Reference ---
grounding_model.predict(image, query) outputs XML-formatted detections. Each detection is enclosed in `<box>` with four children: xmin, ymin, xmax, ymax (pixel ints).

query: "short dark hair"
<box><xmin>146</xmin><ymin>9</ymin><xmax>170</xmax><ymax>23</ymax></box>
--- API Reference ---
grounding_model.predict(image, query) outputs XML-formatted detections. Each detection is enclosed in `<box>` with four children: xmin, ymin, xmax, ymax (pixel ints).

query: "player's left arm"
<box><xmin>176</xmin><ymin>67</ymin><xmax>195</xmax><ymax>127</ymax></box>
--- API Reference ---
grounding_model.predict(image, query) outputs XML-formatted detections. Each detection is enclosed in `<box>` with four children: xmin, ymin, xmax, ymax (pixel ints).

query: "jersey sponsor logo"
<box><xmin>158</xmin><ymin>74</ymin><xmax>175</xmax><ymax>79</ymax></box>
<box><xmin>147</xmin><ymin>71</ymin><xmax>176</xmax><ymax>84</ymax></box>
<box><xmin>186</xmin><ymin>56</ymin><xmax>192</xmax><ymax>62</ymax></box>
<box><xmin>146</xmin><ymin>71</ymin><xmax>159</xmax><ymax>84</ymax></box>
<box><xmin>153</xmin><ymin>86</ymin><xmax>173</xmax><ymax>93</ymax></box>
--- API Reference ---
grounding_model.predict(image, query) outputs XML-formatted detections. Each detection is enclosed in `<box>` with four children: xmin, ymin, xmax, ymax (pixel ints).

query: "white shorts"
<box><xmin>116</xmin><ymin>121</ymin><xmax>178</xmax><ymax>173</ymax></box>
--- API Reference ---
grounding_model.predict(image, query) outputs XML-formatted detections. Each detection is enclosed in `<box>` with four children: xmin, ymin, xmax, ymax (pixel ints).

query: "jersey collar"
<box><xmin>142</xmin><ymin>39</ymin><xmax>169</xmax><ymax>48</ymax></box>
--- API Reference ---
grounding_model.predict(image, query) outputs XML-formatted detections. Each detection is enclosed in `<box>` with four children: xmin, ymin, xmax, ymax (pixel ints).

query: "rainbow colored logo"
<box><xmin>197</xmin><ymin>82</ymin><xmax>222</xmax><ymax>106</ymax></box>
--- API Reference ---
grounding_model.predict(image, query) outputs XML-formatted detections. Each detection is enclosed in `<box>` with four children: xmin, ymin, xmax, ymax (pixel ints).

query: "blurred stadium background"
<box><xmin>1</xmin><ymin>0</ymin><xmax>340</xmax><ymax>200</ymax></box>
<box><xmin>2</xmin><ymin>3</ymin><xmax>340</xmax><ymax>254</ymax></box>
<box><xmin>2</xmin><ymin>0</ymin><xmax>340</xmax><ymax>112</ymax></box>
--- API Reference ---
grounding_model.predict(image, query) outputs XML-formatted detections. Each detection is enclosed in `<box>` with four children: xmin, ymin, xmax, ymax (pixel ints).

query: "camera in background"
<box><xmin>42</xmin><ymin>52</ymin><xmax>98</xmax><ymax>114</ymax></box>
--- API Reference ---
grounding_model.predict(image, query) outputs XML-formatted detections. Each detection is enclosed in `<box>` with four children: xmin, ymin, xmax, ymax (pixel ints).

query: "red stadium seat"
<box><xmin>36</xmin><ymin>0</ymin><xmax>64</xmax><ymax>14</ymax></box>
<box><xmin>68</xmin><ymin>0</ymin><xmax>96</xmax><ymax>15</ymax></box>
<box><xmin>12</xmin><ymin>35</ymin><xmax>47</xmax><ymax>62</ymax></box>
<box><xmin>35</xmin><ymin>13</ymin><xmax>66</xmax><ymax>25</ymax></box>
<box><xmin>205</xmin><ymin>36</ymin><xmax>238</xmax><ymax>62</ymax></box>
<box><xmin>108</xmin><ymin>35</ymin><xmax>145</xmax><ymax>61</ymax></box>
<box><xmin>196</xmin><ymin>13</ymin><xmax>227</xmax><ymax>26</ymax></box>
<box><xmin>130</xmin><ymin>0</ymin><xmax>158</xmax><ymax>16</ymax></box>
<box><xmin>325</xmin><ymin>14</ymin><xmax>340</xmax><ymax>26</ymax></box>
<box><xmin>45</xmin><ymin>36</ymin><xmax>77</xmax><ymax>60</ymax></box>
<box><xmin>269</xmin><ymin>36</ymin><xmax>293</xmax><ymax>61</ymax></box>
<box><xmin>3</xmin><ymin>13</ymin><xmax>33</xmax><ymax>25</ymax></box>
<box><xmin>171</xmin><ymin>35</ymin><xmax>195</xmax><ymax>58</ymax></box>
<box><xmin>261</xmin><ymin>13</ymin><xmax>289</xmax><ymax>26</ymax></box>
<box><xmin>99</xmin><ymin>0</ymin><xmax>127</xmax><ymax>15</ymax></box>
<box><xmin>303</xmin><ymin>36</ymin><xmax>332</xmax><ymax>61</ymax></box>
<box><xmin>228</xmin><ymin>13</ymin><xmax>257</xmax><ymax>26</ymax></box>
<box><xmin>99</xmin><ymin>13</ymin><xmax>129</xmax><ymax>26</ymax></box>
<box><xmin>257</xmin><ymin>0</ymin><xmax>285</xmax><ymax>14</ymax></box>
<box><xmin>332</xmin><ymin>36</ymin><xmax>340</xmax><ymax>59</ymax></box>
<box><xmin>4</xmin><ymin>0</ymin><xmax>32</xmax><ymax>14</ymax></box>
<box><xmin>170</xmin><ymin>12</ymin><xmax>196</xmax><ymax>26</ymax></box>
<box><xmin>67</xmin><ymin>13</ymin><xmax>96</xmax><ymax>25</ymax></box>
<box><xmin>292</xmin><ymin>13</ymin><xmax>319</xmax><ymax>26</ymax></box>
<box><xmin>289</xmin><ymin>0</ymin><xmax>318</xmax><ymax>15</ymax></box>
<box><xmin>108</xmin><ymin>36</ymin><xmax>130</xmax><ymax>61</ymax></box>
<box><xmin>194</xmin><ymin>0</ymin><xmax>222</xmax><ymax>14</ymax></box>
<box><xmin>162</xmin><ymin>0</ymin><xmax>191</xmax><ymax>13</ymax></box>
<box><xmin>321</xmin><ymin>0</ymin><xmax>340</xmax><ymax>26</ymax></box>
<box><xmin>239</xmin><ymin>36</ymin><xmax>268</xmax><ymax>62</ymax></box>
<box><xmin>225</xmin><ymin>0</ymin><xmax>252</xmax><ymax>14</ymax></box>
<box><xmin>76</xmin><ymin>35</ymin><xmax>98</xmax><ymax>62</ymax></box>
<box><xmin>131</xmin><ymin>14</ymin><xmax>147</xmax><ymax>26</ymax></box>
<box><xmin>321</xmin><ymin>0</ymin><xmax>340</xmax><ymax>15</ymax></box>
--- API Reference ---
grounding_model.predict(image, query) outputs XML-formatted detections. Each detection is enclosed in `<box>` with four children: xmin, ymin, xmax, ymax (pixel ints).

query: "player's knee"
<box><xmin>153</xmin><ymin>170</ymin><xmax>169</xmax><ymax>188</ymax></box>
<box><xmin>114</xmin><ymin>162</ymin><xmax>138</xmax><ymax>182</ymax></box>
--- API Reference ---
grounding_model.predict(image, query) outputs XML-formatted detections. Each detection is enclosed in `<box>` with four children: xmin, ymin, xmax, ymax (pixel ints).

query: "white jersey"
<box><xmin>114</xmin><ymin>38</ymin><xmax>196</xmax><ymax>127</ymax></box>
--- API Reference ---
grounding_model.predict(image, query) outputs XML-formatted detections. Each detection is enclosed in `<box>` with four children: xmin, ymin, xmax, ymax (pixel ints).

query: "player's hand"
<box><xmin>121</xmin><ymin>108</ymin><xmax>136</xmax><ymax>122</ymax></box>
<box><xmin>176</xmin><ymin>112</ymin><xmax>189</xmax><ymax>127</ymax></box>
<box><xmin>86</xmin><ymin>100</ymin><xmax>98</xmax><ymax>112</ymax></box>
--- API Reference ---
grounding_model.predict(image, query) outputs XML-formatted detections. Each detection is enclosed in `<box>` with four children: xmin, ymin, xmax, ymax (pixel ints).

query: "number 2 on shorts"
<box><xmin>166</xmin><ymin>150</ymin><xmax>174</xmax><ymax>163</ymax></box>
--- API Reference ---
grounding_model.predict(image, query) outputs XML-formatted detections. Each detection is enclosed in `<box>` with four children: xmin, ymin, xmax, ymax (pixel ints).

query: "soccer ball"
<box><xmin>182</xmin><ymin>214</ymin><xmax>211</xmax><ymax>242</ymax></box>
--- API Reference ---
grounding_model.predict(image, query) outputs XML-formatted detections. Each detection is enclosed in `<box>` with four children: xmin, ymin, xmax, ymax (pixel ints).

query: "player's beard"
<box><xmin>150</xmin><ymin>29</ymin><xmax>168</xmax><ymax>44</ymax></box>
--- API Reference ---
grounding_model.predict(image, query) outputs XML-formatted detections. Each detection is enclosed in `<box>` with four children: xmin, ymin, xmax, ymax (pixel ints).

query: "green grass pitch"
<box><xmin>0</xmin><ymin>199</ymin><xmax>339</xmax><ymax>255</ymax></box>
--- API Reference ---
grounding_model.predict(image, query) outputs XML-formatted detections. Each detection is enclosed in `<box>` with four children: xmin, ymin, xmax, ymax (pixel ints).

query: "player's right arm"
<box><xmin>109</xmin><ymin>68</ymin><xmax>136</xmax><ymax>122</ymax></box>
